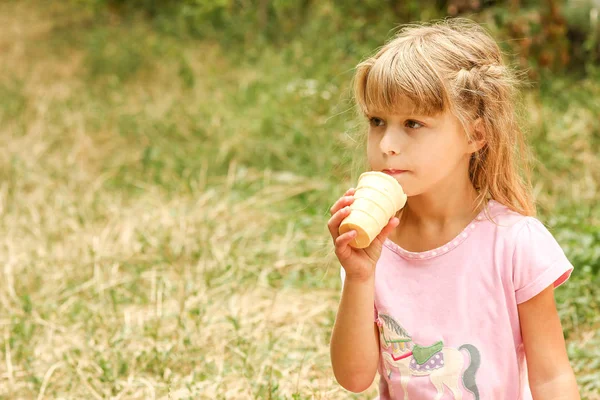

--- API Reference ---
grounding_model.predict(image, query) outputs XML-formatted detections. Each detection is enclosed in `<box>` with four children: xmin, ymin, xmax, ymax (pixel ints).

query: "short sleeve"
<box><xmin>512</xmin><ymin>217</ymin><xmax>574</xmax><ymax>304</ymax></box>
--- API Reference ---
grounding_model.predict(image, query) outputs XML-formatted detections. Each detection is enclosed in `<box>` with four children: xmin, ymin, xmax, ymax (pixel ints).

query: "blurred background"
<box><xmin>0</xmin><ymin>0</ymin><xmax>599</xmax><ymax>398</ymax></box>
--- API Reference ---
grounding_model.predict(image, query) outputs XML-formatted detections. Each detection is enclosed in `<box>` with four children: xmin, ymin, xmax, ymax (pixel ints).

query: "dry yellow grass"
<box><xmin>0</xmin><ymin>4</ymin><xmax>362</xmax><ymax>398</ymax></box>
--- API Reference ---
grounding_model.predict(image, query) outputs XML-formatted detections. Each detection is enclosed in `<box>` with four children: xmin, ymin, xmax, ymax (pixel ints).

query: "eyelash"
<box><xmin>368</xmin><ymin>117</ymin><xmax>424</xmax><ymax>129</ymax></box>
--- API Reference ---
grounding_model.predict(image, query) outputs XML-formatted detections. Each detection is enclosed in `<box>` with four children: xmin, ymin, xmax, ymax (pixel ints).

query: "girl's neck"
<box><xmin>396</xmin><ymin>170</ymin><xmax>483</xmax><ymax>233</ymax></box>
<box><xmin>390</xmin><ymin>176</ymin><xmax>483</xmax><ymax>252</ymax></box>
<box><xmin>401</xmin><ymin>187</ymin><xmax>480</xmax><ymax>228</ymax></box>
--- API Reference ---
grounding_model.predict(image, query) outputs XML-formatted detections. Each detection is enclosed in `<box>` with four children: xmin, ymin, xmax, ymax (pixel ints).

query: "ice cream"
<box><xmin>339</xmin><ymin>171</ymin><xmax>407</xmax><ymax>248</ymax></box>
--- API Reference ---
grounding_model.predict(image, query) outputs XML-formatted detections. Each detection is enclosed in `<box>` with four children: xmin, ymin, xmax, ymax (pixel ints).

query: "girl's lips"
<box><xmin>382</xmin><ymin>169</ymin><xmax>407</xmax><ymax>175</ymax></box>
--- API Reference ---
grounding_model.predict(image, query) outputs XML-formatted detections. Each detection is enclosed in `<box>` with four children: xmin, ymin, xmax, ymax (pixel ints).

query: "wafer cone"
<box><xmin>339</xmin><ymin>171</ymin><xmax>407</xmax><ymax>248</ymax></box>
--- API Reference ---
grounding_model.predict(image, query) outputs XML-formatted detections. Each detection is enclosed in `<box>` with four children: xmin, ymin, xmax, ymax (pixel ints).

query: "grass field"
<box><xmin>0</xmin><ymin>1</ymin><xmax>599</xmax><ymax>398</ymax></box>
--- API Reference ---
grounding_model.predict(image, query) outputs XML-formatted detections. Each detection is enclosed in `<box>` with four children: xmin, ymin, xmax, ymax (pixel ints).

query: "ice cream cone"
<box><xmin>339</xmin><ymin>171</ymin><xmax>407</xmax><ymax>248</ymax></box>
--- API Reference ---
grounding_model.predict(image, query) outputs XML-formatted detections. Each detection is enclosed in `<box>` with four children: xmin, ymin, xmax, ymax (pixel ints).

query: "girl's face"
<box><xmin>366</xmin><ymin>98</ymin><xmax>478</xmax><ymax>197</ymax></box>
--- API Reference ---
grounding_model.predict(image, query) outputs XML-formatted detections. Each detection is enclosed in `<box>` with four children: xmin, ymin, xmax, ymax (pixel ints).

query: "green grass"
<box><xmin>0</xmin><ymin>1</ymin><xmax>599</xmax><ymax>398</ymax></box>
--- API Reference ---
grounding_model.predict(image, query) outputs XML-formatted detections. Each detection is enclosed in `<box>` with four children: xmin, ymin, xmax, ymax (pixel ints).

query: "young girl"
<box><xmin>327</xmin><ymin>19</ymin><xmax>580</xmax><ymax>399</ymax></box>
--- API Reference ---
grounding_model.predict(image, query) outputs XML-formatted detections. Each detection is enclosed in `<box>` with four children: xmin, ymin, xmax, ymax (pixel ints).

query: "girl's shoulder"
<box><xmin>477</xmin><ymin>200</ymin><xmax>565</xmax><ymax>254</ymax></box>
<box><xmin>481</xmin><ymin>200</ymin><xmax>566</xmax><ymax>260</ymax></box>
<box><xmin>481</xmin><ymin>199</ymin><xmax>542</xmax><ymax>235</ymax></box>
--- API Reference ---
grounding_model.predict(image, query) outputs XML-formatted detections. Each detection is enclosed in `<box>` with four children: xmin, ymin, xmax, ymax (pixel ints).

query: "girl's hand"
<box><xmin>327</xmin><ymin>187</ymin><xmax>400</xmax><ymax>282</ymax></box>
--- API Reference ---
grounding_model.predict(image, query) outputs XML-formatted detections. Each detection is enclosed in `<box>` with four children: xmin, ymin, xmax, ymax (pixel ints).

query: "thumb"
<box><xmin>374</xmin><ymin>217</ymin><xmax>400</xmax><ymax>245</ymax></box>
<box><xmin>364</xmin><ymin>217</ymin><xmax>400</xmax><ymax>263</ymax></box>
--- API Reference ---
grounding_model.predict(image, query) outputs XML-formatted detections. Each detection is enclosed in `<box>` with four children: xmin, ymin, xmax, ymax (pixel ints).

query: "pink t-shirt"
<box><xmin>340</xmin><ymin>199</ymin><xmax>573</xmax><ymax>399</ymax></box>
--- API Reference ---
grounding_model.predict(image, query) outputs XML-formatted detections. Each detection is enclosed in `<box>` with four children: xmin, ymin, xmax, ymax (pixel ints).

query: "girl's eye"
<box><xmin>369</xmin><ymin>117</ymin><xmax>384</xmax><ymax>127</ymax></box>
<box><xmin>368</xmin><ymin>117</ymin><xmax>423</xmax><ymax>129</ymax></box>
<box><xmin>406</xmin><ymin>120</ymin><xmax>423</xmax><ymax>129</ymax></box>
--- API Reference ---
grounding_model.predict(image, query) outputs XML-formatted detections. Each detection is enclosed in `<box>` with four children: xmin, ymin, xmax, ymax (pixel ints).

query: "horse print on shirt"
<box><xmin>377</xmin><ymin>313</ymin><xmax>481</xmax><ymax>400</ymax></box>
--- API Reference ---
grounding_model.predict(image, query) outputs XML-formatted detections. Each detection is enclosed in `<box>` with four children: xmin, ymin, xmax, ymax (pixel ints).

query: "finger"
<box><xmin>329</xmin><ymin>195</ymin><xmax>355</xmax><ymax>216</ymax></box>
<box><xmin>327</xmin><ymin>206</ymin><xmax>352</xmax><ymax>241</ymax></box>
<box><xmin>334</xmin><ymin>229</ymin><xmax>357</xmax><ymax>259</ymax></box>
<box><xmin>344</xmin><ymin>187</ymin><xmax>355</xmax><ymax>196</ymax></box>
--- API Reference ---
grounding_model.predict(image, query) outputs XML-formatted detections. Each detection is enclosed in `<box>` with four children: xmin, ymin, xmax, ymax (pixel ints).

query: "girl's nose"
<box><xmin>379</xmin><ymin>129</ymin><xmax>402</xmax><ymax>156</ymax></box>
<box><xmin>382</xmin><ymin>147</ymin><xmax>399</xmax><ymax>156</ymax></box>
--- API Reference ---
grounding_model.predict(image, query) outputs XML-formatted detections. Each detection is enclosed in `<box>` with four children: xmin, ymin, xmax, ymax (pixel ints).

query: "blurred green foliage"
<box><xmin>72</xmin><ymin>0</ymin><xmax>600</xmax><ymax>79</ymax></box>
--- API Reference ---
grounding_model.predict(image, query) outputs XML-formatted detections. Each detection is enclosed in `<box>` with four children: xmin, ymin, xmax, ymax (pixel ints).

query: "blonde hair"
<box><xmin>352</xmin><ymin>18</ymin><xmax>536</xmax><ymax>217</ymax></box>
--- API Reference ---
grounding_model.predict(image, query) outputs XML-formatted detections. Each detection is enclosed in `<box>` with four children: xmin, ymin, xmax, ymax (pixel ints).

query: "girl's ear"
<box><xmin>467</xmin><ymin>118</ymin><xmax>486</xmax><ymax>153</ymax></box>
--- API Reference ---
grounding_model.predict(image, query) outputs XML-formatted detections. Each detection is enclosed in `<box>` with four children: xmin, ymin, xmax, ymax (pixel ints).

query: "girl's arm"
<box><xmin>330</xmin><ymin>275</ymin><xmax>380</xmax><ymax>393</ymax></box>
<box><xmin>327</xmin><ymin>187</ymin><xmax>398</xmax><ymax>393</ymax></box>
<box><xmin>518</xmin><ymin>285</ymin><xmax>580</xmax><ymax>399</ymax></box>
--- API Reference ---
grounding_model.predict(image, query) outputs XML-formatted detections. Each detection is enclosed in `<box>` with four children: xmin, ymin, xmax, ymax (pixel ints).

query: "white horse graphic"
<box><xmin>377</xmin><ymin>313</ymin><xmax>480</xmax><ymax>400</ymax></box>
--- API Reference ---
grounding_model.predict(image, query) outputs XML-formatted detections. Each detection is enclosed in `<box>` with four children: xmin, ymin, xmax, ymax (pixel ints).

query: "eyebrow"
<box><xmin>366</xmin><ymin>112</ymin><xmax>433</xmax><ymax>120</ymax></box>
